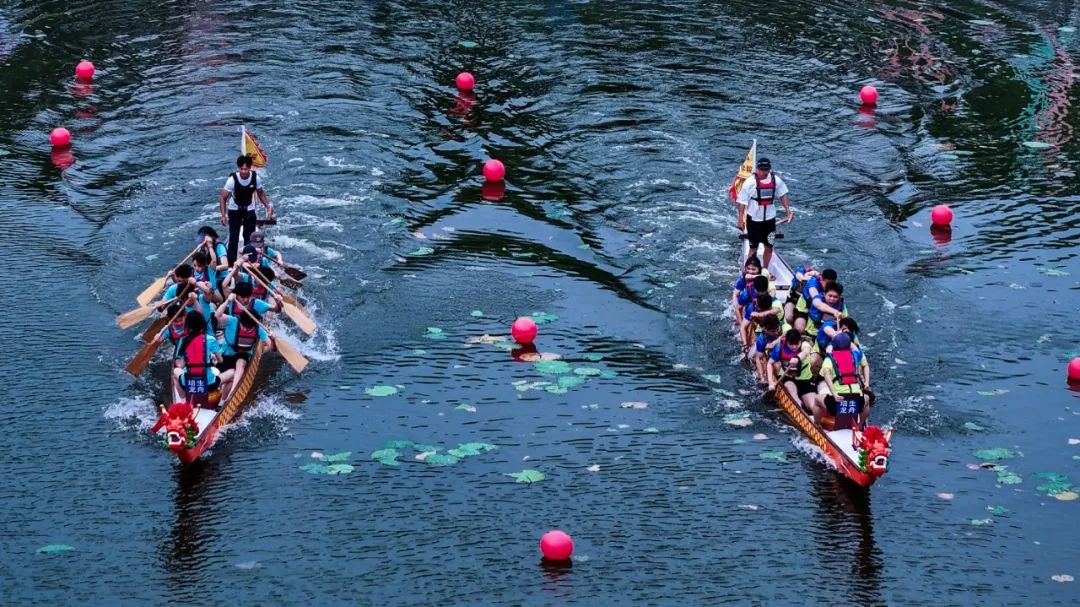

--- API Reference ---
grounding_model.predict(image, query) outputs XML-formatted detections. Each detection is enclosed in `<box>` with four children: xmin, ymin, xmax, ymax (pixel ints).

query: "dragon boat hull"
<box><xmin>740</xmin><ymin>241</ymin><xmax>886</xmax><ymax>488</ymax></box>
<box><xmin>161</xmin><ymin>341</ymin><xmax>266</xmax><ymax>465</ymax></box>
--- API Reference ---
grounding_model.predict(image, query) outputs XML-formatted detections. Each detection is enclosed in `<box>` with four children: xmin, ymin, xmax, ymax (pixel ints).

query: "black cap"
<box><xmin>756</xmin><ymin>157</ymin><xmax>771</xmax><ymax>170</ymax></box>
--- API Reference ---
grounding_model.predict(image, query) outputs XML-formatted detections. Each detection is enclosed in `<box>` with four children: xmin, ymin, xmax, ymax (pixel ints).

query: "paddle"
<box><xmin>142</xmin><ymin>315</ymin><xmax>169</xmax><ymax>343</ymax></box>
<box><xmin>256</xmin><ymin>218</ymin><xmax>277</xmax><ymax>227</ymax></box>
<box><xmin>117</xmin><ymin>297</ymin><xmax>178</xmax><ymax>330</ymax></box>
<box><xmin>259</xmin><ymin>251</ymin><xmax>307</xmax><ymax>281</ymax></box>
<box><xmin>125</xmin><ymin>305</ymin><xmax>184</xmax><ymax>377</ymax></box>
<box><xmin>244</xmin><ymin>264</ymin><xmax>316</xmax><ymax>335</ymax></box>
<box><xmin>241</xmin><ymin>308</ymin><xmax>309</xmax><ymax>373</ymax></box>
<box><xmin>136</xmin><ymin>245</ymin><xmax>201</xmax><ymax>306</ymax></box>
<box><xmin>280</xmin><ymin>276</ymin><xmax>303</xmax><ymax>291</ymax></box>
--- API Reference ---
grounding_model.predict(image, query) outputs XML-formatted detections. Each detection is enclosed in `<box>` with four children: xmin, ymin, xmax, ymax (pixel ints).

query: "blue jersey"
<box><xmin>734</xmin><ymin>275</ymin><xmax>747</xmax><ymax>291</ymax></box>
<box><xmin>790</xmin><ymin>266</ymin><xmax>805</xmax><ymax>291</ymax></box>
<box><xmin>219</xmin><ymin>315</ymin><xmax>269</xmax><ymax>356</ymax></box>
<box><xmin>259</xmin><ymin>247</ymin><xmax>279</xmax><ymax>269</ymax></box>
<box><xmin>224</xmin><ymin>298</ymin><xmax>273</xmax><ymax>317</ymax></box>
<box><xmin>163</xmin><ymin>285</ymin><xmax>214</xmax><ymax>331</ymax></box>
<box><xmin>815</xmin><ymin>319</ymin><xmax>838</xmax><ymax>349</ymax></box>
<box><xmin>770</xmin><ymin>341</ymin><xmax>799</xmax><ymax>362</ymax></box>
<box><xmin>755</xmin><ymin>331</ymin><xmax>781</xmax><ymax>354</ymax></box>
<box><xmin>801</xmin><ymin>275</ymin><xmax>823</xmax><ymax>301</ymax></box>
<box><xmin>809</xmin><ymin>294</ymin><xmax>845</xmax><ymax>324</ymax></box>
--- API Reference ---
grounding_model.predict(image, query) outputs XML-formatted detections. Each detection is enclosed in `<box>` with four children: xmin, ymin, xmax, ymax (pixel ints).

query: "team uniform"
<box><xmin>217</xmin><ymin>315</ymin><xmax>270</xmax><ymax>372</ymax></box>
<box><xmin>821</xmin><ymin>348</ymin><xmax>868</xmax><ymax>429</ymax></box>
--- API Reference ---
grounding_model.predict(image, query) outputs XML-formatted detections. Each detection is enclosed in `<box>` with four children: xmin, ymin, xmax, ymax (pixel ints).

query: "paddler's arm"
<box><xmin>215</xmin><ymin>294</ymin><xmax>234</xmax><ymax>325</ymax></box>
<box><xmin>780</xmin><ymin>193</ymin><xmax>793</xmax><ymax>223</ymax></box>
<box><xmin>221</xmin><ymin>260</ymin><xmax>244</xmax><ymax>296</ymax></box>
<box><xmin>822</xmin><ymin>365</ymin><xmax>838</xmax><ymax>399</ymax></box>
<box><xmin>811</xmin><ymin>297</ymin><xmax>842</xmax><ymax>319</ymax></box>
<box><xmin>860</xmin><ymin>355</ymin><xmax>871</xmax><ymax>389</ymax></box>
<box><xmin>187</xmin><ymin>292</ymin><xmax>204</xmax><ymax>318</ymax></box>
<box><xmin>270</xmin><ymin>292</ymin><xmax>283</xmax><ymax>313</ymax></box>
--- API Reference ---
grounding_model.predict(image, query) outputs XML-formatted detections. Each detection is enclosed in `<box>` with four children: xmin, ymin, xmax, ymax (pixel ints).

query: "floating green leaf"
<box><xmin>448</xmin><ymin>442</ymin><xmax>497</xmax><ymax>458</ymax></box>
<box><xmin>963</xmin><ymin>422</ymin><xmax>986</xmax><ymax>432</ymax></box>
<box><xmin>371</xmin><ymin>448</ymin><xmax>402</xmax><ymax>466</ymax></box>
<box><xmin>412</xmin><ymin>443</ymin><xmax>438</xmax><ymax>453</ymax></box>
<box><xmin>1022</xmin><ymin>141</ymin><xmax>1053</xmax><ymax>149</ymax></box>
<box><xmin>573</xmin><ymin>367</ymin><xmax>603</xmax><ymax>376</ymax></box>
<box><xmin>366</xmin><ymin>385</ymin><xmax>399</xmax><ymax>397</ymax></box>
<box><xmin>36</xmin><ymin>544</ymin><xmax>74</xmax><ymax>554</ymax></box>
<box><xmin>454</xmin><ymin>403</ymin><xmax>476</xmax><ymax>412</ymax></box>
<box><xmin>320</xmin><ymin>451</ymin><xmax>351</xmax><ymax>462</ymax></box>
<box><xmin>643</xmin><ymin>427</ymin><xmax>660</xmax><ymax>433</ymax></box>
<box><xmin>973</xmin><ymin>448</ymin><xmax>1017</xmax><ymax>461</ymax></box>
<box><xmin>530</xmin><ymin>312</ymin><xmax>559</xmax><ymax>324</ymax></box>
<box><xmin>1034</xmin><ymin>472</ymin><xmax>1073</xmax><ymax>495</ymax></box>
<box><xmin>557</xmin><ymin>375</ymin><xmax>585</xmax><ymax>389</ymax></box>
<box><xmin>505</xmin><ymin>469</ymin><xmax>546</xmax><ymax>483</ymax></box>
<box><xmin>300</xmin><ymin>463</ymin><xmax>355</xmax><ymax>475</ymax></box>
<box><xmin>760</xmin><ymin>451</ymin><xmax>787</xmax><ymax>462</ymax></box>
<box><xmin>599</xmin><ymin>370</ymin><xmax>619</xmax><ymax>379</ymax></box>
<box><xmin>384</xmin><ymin>440</ymin><xmax>414</xmax><ymax>449</ymax></box>
<box><xmin>702</xmin><ymin>374</ymin><xmax>723</xmax><ymax>384</ymax></box>
<box><xmin>970</xmin><ymin>518</ymin><xmax>994</xmax><ymax>526</ymax></box>
<box><xmin>424</xmin><ymin>327</ymin><xmax>447</xmax><ymax>340</ymax></box>
<box><xmin>996</xmin><ymin>469</ymin><xmax>1023</xmax><ymax>485</ymax></box>
<box><xmin>986</xmin><ymin>505</ymin><xmax>1009</xmax><ymax>516</ymax></box>
<box><xmin>459</xmin><ymin>40</ymin><xmax>478</xmax><ymax>48</ymax></box>
<box><xmin>408</xmin><ymin>247</ymin><xmax>435</xmax><ymax>257</ymax></box>
<box><xmin>732</xmin><ymin>438</ymin><xmax>748</xmax><ymax>445</ymax></box>
<box><xmin>977</xmin><ymin>389</ymin><xmax>1009</xmax><ymax>397</ymax></box>
<box><xmin>534</xmin><ymin>360</ymin><xmax>571</xmax><ymax>375</ymax></box>
<box><xmin>583</xmin><ymin>353</ymin><xmax>604</xmax><ymax>362</ymax></box>
<box><xmin>470</xmin><ymin>310</ymin><xmax>484</xmax><ymax>318</ymax></box>
<box><xmin>544</xmin><ymin>385</ymin><xmax>568</xmax><ymax>394</ymax></box>
<box><xmin>424</xmin><ymin>453</ymin><xmax>461</xmax><ymax>466</ymax></box>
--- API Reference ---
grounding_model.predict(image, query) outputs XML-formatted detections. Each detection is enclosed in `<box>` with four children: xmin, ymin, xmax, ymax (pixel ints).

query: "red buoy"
<box><xmin>483</xmin><ymin>159</ymin><xmax>505</xmax><ymax>182</ymax></box>
<box><xmin>930</xmin><ymin>204</ymin><xmax>953</xmax><ymax>226</ymax></box>
<box><xmin>75</xmin><ymin>60</ymin><xmax>95</xmax><ymax>81</ymax></box>
<box><xmin>511</xmin><ymin>317</ymin><xmax>537</xmax><ymax>344</ymax></box>
<box><xmin>455</xmin><ymin>72</ymin><xmax>475</xmax><ymax>92</ymax></box>
<box><xmin>50</xmin><ymin>127</ymin><xmax>71</xmax><ymax>148</ymax></box>
<box><xmin>1068</xmin><ymin>358</ymin><xmax>1080</xmax><ymax>381</ymax></box>
<box><xmin>539</xmin><ymin>530</ymin><xmax>573</xmax><ymax>561</ymax></box>
<box><xmin>860</xmin><ymin>85</ymin><xmax>878</xmax><ymax>106</ymax></box>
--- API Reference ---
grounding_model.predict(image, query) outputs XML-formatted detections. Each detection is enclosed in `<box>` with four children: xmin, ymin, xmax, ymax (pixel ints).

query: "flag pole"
<box><xmin>240</xmin><ymin>125</ymin><xmax>247</xmax><ymax>156</ymax></box>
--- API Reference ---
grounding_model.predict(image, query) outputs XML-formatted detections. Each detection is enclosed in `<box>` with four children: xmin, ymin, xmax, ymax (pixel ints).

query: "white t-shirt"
<box><xmin>222</xmin><ymin>172</ymin><xmax>265</xmax><ymax>211</ymax></box>
<box><xmin>737</xmin><ymin>172</ymin><xmax>788</xmax><ymax>221</ymax></box>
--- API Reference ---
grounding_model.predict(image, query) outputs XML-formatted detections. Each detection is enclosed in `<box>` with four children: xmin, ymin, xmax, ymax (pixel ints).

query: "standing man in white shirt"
<box><xmin>219</xmin><ymin>155</ymin><xmax>273</xmax><ymax>265</ymax></box>
<box><xmin>736</xmin><ymin>157</ymin><xmax>793</xmax><ymax>269</ymax></box>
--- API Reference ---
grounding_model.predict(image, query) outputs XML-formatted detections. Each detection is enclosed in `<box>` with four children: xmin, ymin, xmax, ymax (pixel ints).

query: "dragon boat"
<box><xmin>739</xmin><ymin>241</ymin><xmax>893</xmax><ymax>487</ymax></box>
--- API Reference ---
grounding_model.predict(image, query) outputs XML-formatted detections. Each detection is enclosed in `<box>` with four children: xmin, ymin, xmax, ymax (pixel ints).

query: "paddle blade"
<box><xmin>256</xmin><ymin>218</ymin><xmax>277</xmax><ymax>227</ymax></box>
<box><xmin>281</xmin><ymin>277</ymin><xmax>303</xmax><ymax>290</ymax></box>
<box><xmin>141</xmin><ymin>316</ymin><xmax>168</xmax><ymax>343</ymax></box>
<box><xmin>283</xmin><ymin>302</ymin><xmax>316</xmax><ymax>335</ymax></box>
<box><xmin>117</xmin><ymin>304</ymin><xmax>155</xmax><ymax>330</ymax></box>
<box><xmin>125</xmin><ymin>340</ymin><xmax>161</xmax><ymax>377</ymax></box>
<box><xmin>284</xmin><ymin>266</ymin><xmax>307</xmax><ymax>280</ymax></box>
<box><xmin>273</xmin><ymin>337</ymin><xmax>308</xmax><ymax>373</ymax></box>
<box><xmin>136</xmin><ymin>276</ymin><xmax>167</xmax><ymax>306</ymax></box>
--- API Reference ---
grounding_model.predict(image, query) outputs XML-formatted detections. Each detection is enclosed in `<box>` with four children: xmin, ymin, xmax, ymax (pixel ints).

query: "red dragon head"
<box><xmin>853</xmin><ymin>425</ymin><xmax>893</xmax><ymax>478</ymax></box>
<box><xmin>149</xmin><ymin>402</ymin><xmax>200</xmax><ymax>453</ymax></box>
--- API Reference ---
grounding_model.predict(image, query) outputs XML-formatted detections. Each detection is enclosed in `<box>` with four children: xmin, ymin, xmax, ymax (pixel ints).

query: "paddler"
<box><xmin>247</xmin><ymin>231</ymin><xmax>284</xmax><ymax>270</ymax></box>
<box><xmin>735</xmin><ymin>157</ymin><xmax>792</xmax><ymax>270</ymax></box>
<box><xmin>152</xmin><ymin>302</ymin><xmax>188</xmax><ymax>356</ymax></box>
<box><xmin>172</xmin><ymin>294</ymin><xmax>221</xmax><ymax>407</ymax></box>
<box><xmin>752</xmin><ymin>315</ymin><xmax>783</xmax><ymax>380</ymax></box>
<box><xmin>220</xmin><ymin>154</ymin><xmax>273</xmax><ymax>266</ymax></box>
<box><xmin>769</xmin><ymin>330</ymin><xmax>820</xmax><ymax>419</ymax></box>
<box><xmin>197</xmin><ymin>226</ymin><xmax>230</xmax><ymax>291</ymax></box>
<box><xmin>731</xmin><ymin>257</ymin><xmax>762</xmax><ymax>322</ymax></box>
<box><xmin>818</xmin><ymin>332</ymin><xmax>870</xmax><ymax>429</ymax></box>
<box><xmin>792</xmin><ymin>268</ymin><xmax>836</xmax><ymax>333</ymax></box>
<box><xmin>214</xmin><ymin>295</ymin><xmax>274</xmax><ymax>400</ymax></box>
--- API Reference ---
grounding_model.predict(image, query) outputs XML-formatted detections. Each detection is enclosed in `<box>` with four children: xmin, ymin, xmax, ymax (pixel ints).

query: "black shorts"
<box><xmin>219</xmin><ymin>352</ymin><xmax>251</xmax><ymax>371</ymax></box>
<box><xmin>746</xmin><ymin>218</ymin><xmax>776</xmax><ymax>249</ymax></box>
<box><xmin>826</xmin><ymin>393</ymin><xmax>865</xmax><ymax>416</ymax></box>
<box><xmin>785</xmin><ymin>289</ymin><xmax>801</xmax><ymax>306</ymax></box>
<box><xmin>794</xmin><ymin>379</ymin><xmax>817</xmax><ymax>397</ymax></box>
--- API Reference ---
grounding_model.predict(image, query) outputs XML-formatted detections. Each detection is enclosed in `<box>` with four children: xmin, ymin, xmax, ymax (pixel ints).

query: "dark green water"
<box><xmin>1</xmin><ymin>0</ymin><xmax>1079</xmax><ymax>604</ymax></box>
